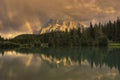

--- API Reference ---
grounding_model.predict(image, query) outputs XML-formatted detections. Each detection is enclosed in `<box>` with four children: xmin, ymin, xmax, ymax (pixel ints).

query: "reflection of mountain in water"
<box><xmin>0</xmin><ymin>47</ymin><xmax>120</xmax><ymax>72</ymax></box>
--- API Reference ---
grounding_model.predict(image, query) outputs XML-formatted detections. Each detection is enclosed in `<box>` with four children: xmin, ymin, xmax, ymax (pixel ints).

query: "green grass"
<box><xmin>109</xmin><ymin>43</ymin><xmax>120</xmax><ymax>48</ymax></box>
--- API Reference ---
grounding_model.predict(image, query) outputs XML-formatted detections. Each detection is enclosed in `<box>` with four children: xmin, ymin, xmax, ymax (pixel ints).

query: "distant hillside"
<box><xmin>1</xmin><ymin>17</ymin><xmax>120</xmax><ymax>48</ymax></box>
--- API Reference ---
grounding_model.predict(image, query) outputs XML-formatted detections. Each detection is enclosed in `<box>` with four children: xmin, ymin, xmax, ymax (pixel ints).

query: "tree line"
<box><xmin>102</xmin><ymin>17</ymin><xmax>120</xmax><ymax>42</ymax></box>
<box><xmin>0</xmin><ymin>18</ymin><xmax>120</xmax><ymax>48</ymax></box>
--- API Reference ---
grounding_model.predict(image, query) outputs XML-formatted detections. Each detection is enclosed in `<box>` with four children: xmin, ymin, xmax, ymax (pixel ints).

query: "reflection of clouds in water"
<box><xmin>0</xmin><ymin>51</ymin><xmax>120</xmax><ymax>80</ymax></box>
<box><xmin>0</xmin><ymin>51</ymin><xmax>42</xmax><ymax>68</ymax></box>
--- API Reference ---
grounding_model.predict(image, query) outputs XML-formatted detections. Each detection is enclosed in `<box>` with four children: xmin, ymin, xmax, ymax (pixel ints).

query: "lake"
<box><xmin>0</xmin><ymin>47</ymin><xmax>120</xmax><ymax>80</ymax></box>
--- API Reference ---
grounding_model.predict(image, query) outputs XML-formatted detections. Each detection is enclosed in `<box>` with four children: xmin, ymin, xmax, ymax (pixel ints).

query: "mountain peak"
<box><xmin>39</xmin><ymin>18</ymin><xmax>83</xmax><ymax>34</ymax></box>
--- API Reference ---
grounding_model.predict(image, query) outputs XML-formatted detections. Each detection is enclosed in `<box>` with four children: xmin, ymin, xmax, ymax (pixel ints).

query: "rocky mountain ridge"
<box><xmin>39</xmin><ymin>19</ymin><xmax>83</xmax><ymax>34</ymax></box>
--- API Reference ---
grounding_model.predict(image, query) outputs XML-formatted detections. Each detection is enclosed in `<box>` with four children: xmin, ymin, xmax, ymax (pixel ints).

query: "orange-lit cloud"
<box><xmin>0</xmin><ymin>0</ymin><xmax>120</xmax><ymax>38</ymax></box>
<box><xmin>25</xmin><ymin>22</ymin><xmax>33</xmax><ymax>34</ymax></box>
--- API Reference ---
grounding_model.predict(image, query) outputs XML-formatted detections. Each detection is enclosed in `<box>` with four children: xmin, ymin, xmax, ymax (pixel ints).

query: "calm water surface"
<box><xmin>0</xmin><ymin>47</ymin><xmax>120</xmax><ymax>80</ymax></box>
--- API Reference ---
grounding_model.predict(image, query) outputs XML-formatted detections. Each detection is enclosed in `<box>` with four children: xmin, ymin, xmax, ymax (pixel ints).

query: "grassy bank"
<box><xmin>109</xmin><ymin>43</ymin><xmax>120</xmax><ymax>48</ymax></box>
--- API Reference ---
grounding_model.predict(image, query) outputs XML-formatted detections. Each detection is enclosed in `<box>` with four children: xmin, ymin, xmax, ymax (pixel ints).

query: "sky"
<box><xmin>0</xmin><ymin>0</ymin><xmax>120</xmax><ymax>38</ymax></box>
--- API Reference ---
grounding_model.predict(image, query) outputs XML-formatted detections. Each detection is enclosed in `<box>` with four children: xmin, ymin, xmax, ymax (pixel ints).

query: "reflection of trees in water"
<box><xmin>0</xmin><ymin>49</ymin><xmax>4</xmax><ymax>56</ymax></box>
<box><xmin>0</xmin><ymin>47</ymin><xmax>120</xmax><ymax>71</ymax></box>
<box><xmin>39</xmin><ymin>47</ymin><xmax>120</xmax><ymax>72</ymax></box>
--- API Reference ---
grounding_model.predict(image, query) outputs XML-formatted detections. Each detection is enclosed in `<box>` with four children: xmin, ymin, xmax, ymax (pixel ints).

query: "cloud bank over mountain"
<box><xmin>0</xmin><ymin>0</ymin><xmax>120</xmax><ymax>38</ymax></box>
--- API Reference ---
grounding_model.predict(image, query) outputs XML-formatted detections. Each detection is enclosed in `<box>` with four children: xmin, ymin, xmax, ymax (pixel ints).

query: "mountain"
<box><xmin>39</xmin><ymin>19</ymin><xmax>83</xmax><ymax>34</ymax></box>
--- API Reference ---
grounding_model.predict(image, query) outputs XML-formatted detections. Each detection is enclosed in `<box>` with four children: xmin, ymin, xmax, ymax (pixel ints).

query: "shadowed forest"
<box><xmin>0</xmin><ymin>18</ymin><xmax>120</xmax><ymax>48</ymax></box>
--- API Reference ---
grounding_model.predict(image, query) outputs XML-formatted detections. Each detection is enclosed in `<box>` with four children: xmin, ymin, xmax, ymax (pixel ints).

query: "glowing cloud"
<box><xmin>0</xmin><ymin>0</ymin><xmax>120</xmax><ymax>38</ymax></box>
<box><xmin>25</xmin><ymin>21</ymin><xmax>33</xmax><ymax>34</ymax></box>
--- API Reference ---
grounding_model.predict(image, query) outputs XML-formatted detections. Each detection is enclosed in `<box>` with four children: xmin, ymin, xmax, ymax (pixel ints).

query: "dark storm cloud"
<box><xmin>0</xmin><ymin>0</ymin><xmax>120</xmax><ymax>38</ymax></box>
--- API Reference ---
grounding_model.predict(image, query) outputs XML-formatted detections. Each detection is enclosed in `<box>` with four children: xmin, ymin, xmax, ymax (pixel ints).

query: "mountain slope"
<box><xmin>39</xmin><ymin>19</ymin><xmax>83</xmax><ymax>34</ymax></box>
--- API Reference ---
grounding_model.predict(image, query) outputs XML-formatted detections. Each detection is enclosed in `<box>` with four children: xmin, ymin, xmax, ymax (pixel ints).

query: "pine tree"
<box><xmin>89</xmin><ymin>22</ymin><xmax>95</xmax><ymax>39</ymax></box>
